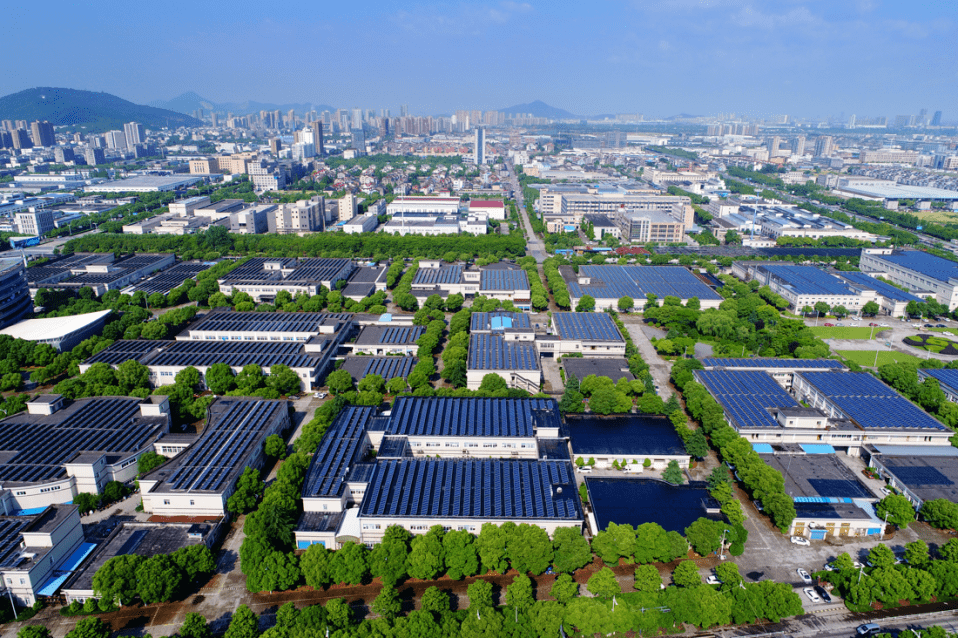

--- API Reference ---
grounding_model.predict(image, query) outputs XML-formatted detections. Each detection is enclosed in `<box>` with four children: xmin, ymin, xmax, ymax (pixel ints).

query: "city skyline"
<box><xmin>3</xmin><ymin>0</ymin><xmax>955</xmax><ymax>119</ymax></box>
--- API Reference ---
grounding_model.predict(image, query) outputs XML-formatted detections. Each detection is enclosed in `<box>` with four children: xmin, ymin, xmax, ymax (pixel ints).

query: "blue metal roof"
<box><xmin>874</xmin><ymin>251</ymin><xmax>958</xmax><ymax>285</ymax></box>
<box><xmin>552</xmin><ymin>312</ymin><xmax>623</xmax><ymax>342</ymax></box>
<box><xmin>471</xmin><ymin>311</ymin><xmax>532</xmax><ymax>332</ymax></box>
<box><xmin>567</xmin><ymin>265</ymin><xmax>723</xmax><ymax>301</ymax></box>
<box><xmin>360</xmin><ymin>459</ymin><xmax>582</xmax><ymax>520</ymax></box>
<box><xmin>387</xmin><ymin>397</ymin><xmax>559</xmax><ymax>438</ymax></box>
<box><xmin>799</xmin><ymin>371</ymin><xmax>948</xmax><ymax>431</ymax></box>
<box><xmin>468</xmin><ymin>333</ymin><xmax>539</xmax><ymax>371</ymax></box>
<box><xmin>480</xmin><ymin>269</ymin><xmax>529</xmax><ymax>291</ymax></box>
<box><xmin>920</xmin><ymin>369</ymin><xmax>958</xmax><ymax>396</ymax></box>
<box><xmin>801</xmin><ymin>444</ymin><xmax>836</xmax><ymax>454</ymax></box>
<box><xmin>567</xmin><ymin>415</ymin><xmax>687</xmax><ymax>456</ymax></box>
<box><xmin>760</xmin><ymin>265</ymin><xmax>855</xmax><ymax>296</ymax></box>
<box><xmin>702</xmin><ymin>357</ymin><xmax>844</xmax><ymax>369</ymax></box>
<box><xmin>752</xmin><ymin>443</ymin><xmax>775</xmax><ymax>454</ymax></box>
<box><xmin>697</xmin><ymin>369</ymin><xmax>798</xmax><ymax>428</ymax></box>
<box><xmin>838</xmin><ymin>271</ymin><xmax>923</xmax><ymax>303</ymax></box>
<box><xmin>412</xmin><ymin>265</ymin><xmax>462</xmax><ymax>286</ymax></box>
<box><xmin>302</xmin><ymin>406</ymin><xmax>373</xmax><ymax>499</ymax></box>
<box><xmin>35</xmin><ymin>542</ymin><xmax>97</xmax><ymax>597</ymax></box>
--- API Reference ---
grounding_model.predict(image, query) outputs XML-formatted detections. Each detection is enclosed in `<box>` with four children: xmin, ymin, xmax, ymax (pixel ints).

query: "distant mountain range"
<box><xmin>499</xmin><ymin>100</ymin><xmax>577</xmax><ymax>119</ymax></box>
<box><xmin>149</xmin><ymin>92</ymin><xmax>337</xmax><ymax>116</ymax></box>
<box><xmin>0</xmin><ymin>87</ymin><xmax>203</xmax><ymax>133</ymax></box>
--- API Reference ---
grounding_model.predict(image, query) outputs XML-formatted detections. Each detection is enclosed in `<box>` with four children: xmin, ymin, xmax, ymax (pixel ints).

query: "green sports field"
<box><xmin>809</xmin><ymin>326</ymin><xmax>882</xmax><ymax>340</ymax></box>
<box><xmin>835</xmin><ymin>350</ymin><xmax>923</xmax><ymax>367</ymax></box>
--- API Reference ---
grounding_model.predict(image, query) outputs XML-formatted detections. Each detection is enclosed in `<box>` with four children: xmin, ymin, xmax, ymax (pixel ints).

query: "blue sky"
<box><xmin>6</xmin><ymin>0</ymin><xmax>956</xmax><ymax>118</ymax></box>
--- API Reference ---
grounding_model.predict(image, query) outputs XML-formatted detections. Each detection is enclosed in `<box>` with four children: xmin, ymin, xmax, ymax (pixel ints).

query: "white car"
<box><xmin>797</xmin><ymin>568</ymin><xmax>812</xmax><ymax>584</ymax></box>
<box><xmin>880</xmin><ymin>323</ymin><xmax>889</xmax><ymax>327</ymax></box>
<box><xmin>314</xmin><ymin>392</ymin><xmax>328</xmax><ymax>399</ymax></box>
<box><xmin>706</xmin><ymin>575</ymin><xmax>721</xmax><ymax>585</ymax></box>
<box><xmin>790</xmin><ymin>536</ymin><xmax>811</xmax><ymax>546</ymax></box>
<box><xmin>803</xmin><ymin>587</ymin><xmax>821</xmax><ymax>603</ymax></box>
<box><xmin>880</xmin><ymin>486</ymin><xmax>891</xmax><ymax>497</ymax></box>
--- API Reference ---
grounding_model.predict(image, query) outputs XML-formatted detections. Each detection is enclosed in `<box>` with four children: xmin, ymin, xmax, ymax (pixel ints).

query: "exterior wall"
<box><xmin>358</xmin><ymin>516</ymin><xmax>580</xmax><ymax>545</ymax></box>
<box><xmin>571</xmin><ymin>294</ymin><xmax>722</xmax><ymax>312</ymax></box>
<box><xmin>466</xmin><ymin>368</ymin><xmax>540</xmax><ymax>391</ymax></box>
<box><xmin>294</xmin><ymin>530</ymin><xmax>339</xmax><ymax>550</ymax></box>
<box><xmin>860</xmin><ymin>252</ymin><xmax>958</xmax><ymax>310</ymax></box>
<box><xmin>1</xmin><ymin>510</ymin><xmax>84</xmax><ymax>606</ymax></box>
<box><xmin>789</xmin><ymin>517</ymin><xmax>879</xmax><ymax>539</ymax></box>
<box><xmin>405</xmin><ymin>435</ymin><xmax>539</xmax><ymax>458</ymax></box>
<box><xmin>3</xmin><ymin>477</ymin><xmax>76</xmax><ymax>514</ymax></box>
<box><xmin>572</xmin><ymin>452</ymin><xmax>689</xmax><ymax>470</ymax></box>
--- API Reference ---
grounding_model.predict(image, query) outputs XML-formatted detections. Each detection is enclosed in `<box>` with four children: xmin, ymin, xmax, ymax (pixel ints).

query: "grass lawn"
<box><xmin>836</xmin><ymin>350</ymin><xmax>924</xmax><ymax>367</ymax></box>
<box><xmin>809</xmin><ymin>326</ymin><xmax>881</xmax><ymax>339</ymax></box>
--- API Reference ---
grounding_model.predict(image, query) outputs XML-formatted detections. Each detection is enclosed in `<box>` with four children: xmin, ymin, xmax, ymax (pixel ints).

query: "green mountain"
<box><xmin>0</xmin><ymin>87</ymin><xmax>203</xmax><ymax>132</ymax></box>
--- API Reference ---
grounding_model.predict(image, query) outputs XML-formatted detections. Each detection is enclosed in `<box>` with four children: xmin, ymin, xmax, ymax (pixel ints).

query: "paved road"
<box><xmin>507</xmin><ymin>160</ymin><xmax>547</xmax><ymax>263</ymax></box>
<box><xmin>618</xmin><ymin>316</ymin><xmax>674</xmax><ymax>401</ymax></box>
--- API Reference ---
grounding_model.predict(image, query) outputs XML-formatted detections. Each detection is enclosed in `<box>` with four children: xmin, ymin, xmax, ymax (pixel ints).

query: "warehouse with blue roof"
<box><xmin>294</xmin><ymin>397</ymin><xmax>583</xmax><ymax>549</ymax></box>
<box><xmin>467</xmin><ymin>333</ymin><xmax>541</xmax><ymax>391</ymax></box>
<box><xmin>835</xmin><ymin>270</ymin><xmax>925</xmax><ymax>317</ymax></box>
<box><xmin>860</xmin><ymin>249</ymin><xmax>958</xmax><ymax>310</ymax></box>
<box><xmin>737</xmin><ymin>263</ymin><xmax>870</xmax><ymax>312</ymax></box>
<box><xmin>566</xmin><ymin>414</ymin><xmax>689</xmax><ymax>471</ymax></box>
<box><xmin>917</xmin><ymin>368</ymin><xmax>958</xmax><ymax>404</ymax></box>
<box><xmin>538</xmin><ymin>312</ymin><xmax>627</xmax><ymax>358</ymax></box>
<box><xmin>563</xmin><ymin>265</ymin><xmax>723</xmax><ymax>311</ymax></box>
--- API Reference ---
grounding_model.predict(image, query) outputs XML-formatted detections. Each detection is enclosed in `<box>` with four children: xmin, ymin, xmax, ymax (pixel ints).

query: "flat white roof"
<box><xmin>838</xmin><ymin>183</ymin><xmax>958</xmax><ymax>201</ymax></box>
<box><xmin>0</xmin><ymin>310</ymin><xmax>111</xmax><ymax>342</ymax></box>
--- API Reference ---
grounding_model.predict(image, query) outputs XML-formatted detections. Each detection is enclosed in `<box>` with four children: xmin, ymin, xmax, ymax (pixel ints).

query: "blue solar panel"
<box><xmin>412</xmin><ymin>265</ymin><xmax>462</xmax><ymax>285</ymax></box>
<box><xmin>471</xmin><ymin>312</ymin><xmax>532</xmax><ymax>332</ymax></box>
<box><xmin>837</xmin><ymin>271</ymin><xmax>923</xmax><ymax>303</ymax></box>
<box><xmin>388</xmin><ymin>397</ymin><xmax>559</xmax><ymax>437</ymax></box>
<box><xmin>302</xmin><ymin>406</ymin><xmax>374</xmax><ymax>498</ymax></box>
<box><xmin>759</xmin><ymin>265</ymin><xmax>854</xmax><ymax>296</ymax></box>
<box><xmin>697</xmin><ymin>370</ymin><xmax>799</xmax><ymax>428</ymax></box>
<box><xmin>920</xmin><ymin>369</ymin><xmax>958</xmax><ymax>396</ymax></box>
<box><xmin>468</xmin><ymin>334</ymin><xmax>539</xmax><ymax>371</ymax></box>
<box><xmin>799</xmin><ymin>372</ymin><xmax>948</xmax><ymax>431</ymax></box>
<box><xmin>552</xmin><ymin>312</ymin><xmax>623</xmax><ymax>342</ymax></box>
<box><xmin>480</xmin><ymin>269</ymin><xmax>529</xmax><ymax>291</ymax></box>
<box><xmin>567</xmin><ymin>265</ymin><xmax>723</xmax><ymax>301</ymax></box>
<box><xmin>702</xmin><ymin>358</ymin><xmax>844</xmax><ymax>369</ymax></box>
<box><xmin>875</xmin><ymin>251</ymin><xmax>958</xmax><ymax>285</ymax></box>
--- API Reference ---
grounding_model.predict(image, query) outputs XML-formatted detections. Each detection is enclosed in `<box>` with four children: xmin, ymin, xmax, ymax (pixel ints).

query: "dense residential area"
<box><xmin>4</xmin><ymin>56</ymin><xmax>958</xmax><ymax>638</ymax></box>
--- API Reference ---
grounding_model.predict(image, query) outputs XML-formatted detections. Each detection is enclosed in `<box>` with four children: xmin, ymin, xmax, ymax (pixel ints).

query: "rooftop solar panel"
<box><xmin>470</xmin><ymin>312</ymin><xmax>532</xmax><ymax>332</ymax></box>
<box><xmin>387</xmin><ymin>396</ymin><xmax>559</xmax><ymax>437</ymax></box>
<box><xmin>701</xmin><ymin>358</ymin><xmax>845</xmax><ymax>369</ymax></box>
<box><xmin>480</xmin><ymin>269</ymin><xmax>529</xmax><ymax>291</ymax></box>
<box><xmin>697</xmin><ymin>369</ymin><xmax>799</xmax><ymax>428</ymax></box>
<box><xmin>552</xmin><ymin>312</ymin><xmax>623</xmax><ymax>342</ymax></box>
<box><xmin>759</xmin><ymin>265</ymin><xmax>854</xmax><ymax>296</ymax></box>
<box><xmin>467</xmin><ymin>334</ymin><xmax>540</xmax><ymax>371</ymax></box>
<box><xmin>302</xmin><ymin>406</ymin><xmax>373</xmax><ymax>498</ymax></box>
<box><xmin>874</xmin><ymin>251</ymin><xmax>958</xmax><ymax>285</ymax></box>
<box><xmin>567</xmin><ymin>265</ymin><xmax>722</xmax><ymax>301</ymax></box>
<box><xmin>919</xmin><ymin>369</ymin><xmax>958</xmax><ymax>396</ymax></box>
<box><xmin>412</xmin><ymin>265</ymin><xmax>462</xmax><ymax>286</ymax></box>
<box><xmin>836</xmin><ymin>271</ymin><xmax>923</xmax><ymax>304</ymax></box>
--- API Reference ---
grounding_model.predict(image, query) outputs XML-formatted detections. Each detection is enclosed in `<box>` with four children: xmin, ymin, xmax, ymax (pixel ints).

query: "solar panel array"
<box><xmin>922</xmin><ymin>369</ymin><xmax>958</xmax><ymax>395</ymax></box>
<box><xmin>164</xmin><ymin>399</ymin><xmax>285</xmax><ymax>493</ymax></box>
<box><xmin>567</xmin><ymin>265</ymin><xmax>723</xmax><ymax>301</ymax></box>
<box><xmin>388</xmin><ymin>397</ymin><xmax>559</xmax><ymax>437</ymax></box>
<box><xmin>480</xmin><ymin>269</ymin><xmax>529</xmax><ymax>291</ymax></box>
<box><xmin>799</xmin><ymin>371</ymin><xmax>948</xmax><ymax>431</ymax></box>
<box><xmin>86</xmin><ymin>339</ymin><xmax>323</xmax><ymax>369</ymax></box>
<box><xmin>0</xmin><ymin>519</ymin><xmax>30</xmax><ymax>568</ymax></box>
<box><xmin>885</xmin><ymin>465</ymin><xmax>954</xmax><ymax>486</ymax></box>
<box><xmin>375</xmin><ymin>326</ymin><xmax>425</xmax><ymax>345</ymax></box>
<box><xmin>468</xmin><ymin>334</ymin><xmax>539</xmax><ymax>371</ymax></box>
<box><xmin>697</xmin><ymin>370</ymin><xmax>799</xmax><ymax>429</ymax></box>
<box><xmin>187</xmin><ymin>310</ymin><xmax>352</xmax><ymax>335</ymax></box>
<box><xmin>470</xmin><ymin>312</ymin><xmax>532</xmax><ymax>332</ymax></box>
<box><xmin>347</xmin><ymin>356</ymin><xmax>417</xmax><ymax>382</ymax></box>
<box><xmin>360</xmin><ymin>459</ymin><xmax>581</xmax><ymax>520</ymax></box>
<box><xmin>412</xmin><ymin>265</ymin><xmax>463</xmax><ymax>286</ymax></box>
<box><xmin>283</xmin><ymin>258</ymin><xmax>354</xmax><ymax>284</ymax></box>
<box><xmin>552</xmin><ymin>312</ymin><xmax>623</xmax><ymax>342</ymax></box>
<box><xmin>0</xmin><ymin>397</ymin><xmax>165</xmax><ymax>483</ymax></box>
<box><xmin>877</xmin><ymin>251</ymin><xmax>958</xmax><ymax>285</ymax></box>
<box><xmin>302</xmin><ymin>406</ymin><xmax>373</xmax><ymax>498</ymax></box>
<box><xmin>760</xmin><ymin>265</ymin><xmax>854</xmax><ymax>296</ymax></box>
<box><xmin>219</xmin><ymin>257</ymin><xmax>353</xmax><ymax>285</ymax></box>
<box><xmin>218</xmin><ymin>258</ymin><xmax>290</xmax><ymax>283</ymax></box>
<box><xmin>702</xmin><ymin>358</ymin><xmax>845</xmax><ymax>369</ymax></box>
<box><xmin>131</xmin><ymin>262</ymin><xmax>211</xmax><ymax>295</ymax></box>
<box><xmin>837</xmin><ymin>271</ymin><xmax>923</xmax><ymax>303</ymax></box>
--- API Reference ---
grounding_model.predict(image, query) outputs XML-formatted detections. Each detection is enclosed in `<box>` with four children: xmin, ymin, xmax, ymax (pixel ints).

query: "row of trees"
<box><xmin>90</xmin><ymin>544</ymin><xmax>215</xmax><ymax>607</ymax></box>
<box><xmin>63</xmin><ymin>230</ymin><xmax>528</xmax><ymax>263</ymax></box>
<box><xmin>518</xmin><ymin>256</ymin><xmax>549</xmax><ymax>311</ymax></box>
<box><xmin>672</xmin><ymin>359</ymin><xmax>796</xmax><ymax>532</ymax></box>
<box><xmin>542</xmin><ymin>257</ymin><xmax>570</xmax><ymax>309</ymax></box>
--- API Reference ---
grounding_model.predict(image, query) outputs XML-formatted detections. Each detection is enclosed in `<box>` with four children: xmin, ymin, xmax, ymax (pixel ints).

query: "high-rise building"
<box><xmin>123</xmin><ymin>122</ymin><xmax>145</xmax><ymax>148</ymax></box>
<box><xmin>16</xmin><ymin>210</ymin><xmax>54</xmax><ymax>237</ymax></box>
<box><xmin>211</xmin><ymin>113</ymin><xmax>219</xmax><ymax>128</ymax></box>
<box><xmin>30</xmin><ymin>121</ymin><xmax>55</xmax><ymax>147</ymax></box>
<box><xmin>814</xmin><ymin>136</ymin><xmax>833</xmax><ymax>157</ymax></box>
<box><xmin>54</xmin><ymin>147</ymin><xmax>75</xmax><ymax>163</ymax></box>
<box><xmin>350</xmin><ymin>128</ymin><xmax>366</xmax><ymax>153</ymax></box>
<box><xmin>310</xmin><ymin>121</ymin><xmax>324</xmax><ymax>156</ymax></box>
<box><xmin>269</xmin><ymin>138</ymin><xmax>282</xmax><ymax>155</ymax></box>
<box><xmin>105</xmin><ymin>130</ymin><xmax>127</xmax><ymax>150</ymax></box>
<box><xmin>400</xmin><ymin>105</ymin><xmax>409</xmax><ymax>117</ymax></box>
<box><xmin>474</xmin><ymin>127</ymin><xmax>485</xmax><ymax>165</ymax></box>
<box><xmin>847</xmin><ymin>114</ymin><xmax>856</xmax><ymax>129</ymax></box>
<box><xmin>84</xmin><ymin>148</ymin><xmax>106</xmax><ymax>165</ymax></box>
<box><xmin>11</xmin><ymin>129</ymin><xmax>32</xmax><ymax>150</ymax></box>
<box><xmin>932</xmin><ymin>111</ymin><xmax>943</xmax><ymax>127</ymax></box>
<box><xmin>351</xmin><ymin>109</ymin><xmax>363</xmax><ymax>130</ymax></box>
<box><xmin>791</xmin><ymin>136</ymin><xmax>806</xmax><ymax>156</ymax></box>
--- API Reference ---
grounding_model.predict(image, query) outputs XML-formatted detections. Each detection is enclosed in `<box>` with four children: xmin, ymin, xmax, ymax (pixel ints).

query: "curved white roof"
<box><xmin>0</xmin><ymin>310</ymin><xmax>112</xmax><ymax>342</ymax></box>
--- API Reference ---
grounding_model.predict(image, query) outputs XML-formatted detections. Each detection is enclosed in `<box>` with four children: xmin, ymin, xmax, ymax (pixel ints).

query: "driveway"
<box><xmin>618</xmin><ymin>315</ymin><xmax>674</xmax><ymax>401</ymax></box>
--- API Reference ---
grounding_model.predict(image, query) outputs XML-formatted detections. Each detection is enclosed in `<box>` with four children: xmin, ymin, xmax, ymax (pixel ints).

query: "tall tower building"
<box><xmin>400</xmin><ymin>104</ymin><xmax>409</xmax><ymax>117</ymax></box>
<box><xmin>814</xmin><ymin>136</ymin><xmax>833</xmax><ymax>157</ymax></box>
<box><xmin>847</xmin><ymin>114</ymin><xmax>856</xmax><ymax>129</ymax></box>
<box><xmin>105</xmin><ymin>130</ymin><xmax>127</xmax><ymax>150</ymax></box>
<box><xmin>311</xmin><ymin>121</ymin><xmax>324</xmax><ymax>156</ymax></box>
<box><xmin>30</xmin><ymin>121</ymin><xmax>55</xmax><ymax>147</ymax></box>
<box><xmin>269</xmin><ymin>138</ymin><xmax>282</xmax><ymax>155</ymax></box>
<box><xmin>791</xmin><ymin>136</ymin><xmax>806</xmax><ymax>156</ymax></box>
<box><xmin>932</xmin><ymin>111</ymin><xmax>943</xmax><ymax>127</ymax></box>
<box><xmin>474</xmin><ymin>127</ymin><xmax>485</xmax><ymax>165</ymax></box>
<box><xmin>123</xmin><ymin>122</ymin><xmax>145</xmax><ymax>148</ymax></box>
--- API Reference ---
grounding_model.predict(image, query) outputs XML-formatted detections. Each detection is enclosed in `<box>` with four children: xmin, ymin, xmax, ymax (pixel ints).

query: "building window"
<box><xmin>190</xmin><ymin>500</ymin><xmax>195</xmax><ymax>506</ymax></box>
<box><xmin>163</xmin><ymin>500</ymin><xmax>171</xmax><ymax>505</ymax></box>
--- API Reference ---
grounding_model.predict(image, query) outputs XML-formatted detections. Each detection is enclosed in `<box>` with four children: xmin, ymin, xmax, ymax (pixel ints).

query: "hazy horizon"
<box><xmin>5</xmin><ymin>0</ymin><xmax>955</xmax><ymax>119</ymax></box>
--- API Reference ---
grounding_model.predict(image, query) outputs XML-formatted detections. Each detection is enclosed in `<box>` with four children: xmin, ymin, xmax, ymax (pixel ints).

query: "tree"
<box><xmin>172</xmin><ymin>544</ymin><xmax>216</xmax><ymax>583</ymax></box>
<box><xmin>224</xmin><ymin>604</ymin><xmax>259</xmax><ymax>638</ymax></box>
<box><xmin>904</xmin><ymin>539</ymin><xmax>930</xmax><ymax>568</ymax></box>
<box><xmin>325</xmin><ymin>369</ymin><xmax>354</xmax><ymax>394</ymax></box>
<box><xmin>591</xmin><ymin>522</ymin><xmax>635</xmax><ymax>565</ymax></box>
<box><xmin>92</xmin><ymin>554</ymin><xmax>144</xmax><ymax>606</ymax></box>
<box><xmin>116</xmin><ymin>359</ymin><xmax>150</xmax><ymax>392</ymax></box>
<box><xmin>329</xmin><ymin>541</ymin><xmax>368</xmax><ymax>585</ymax></box>
<box><xmin>672</xmin><ymin>560</ymin><xmax>702</xmax><ymax>587</ymax></box>
<box><xmin>325</xmin><ymin>597</ymin><xmax>353</xmax><ymax>629</ymax></box>
<box><xmin>587</xmin><ymin>567</ymin><xmax>621</xmax><ymax>598</ymax></box>
<box><xmin>136</xmin><ymin>554</ymin><xmax>185</xmax><ymax>604</ymax></box>
<box><xmin>407</xmin><ymin>526</ymin><xmax>445</xmax><ymax>580</ymax></box>
<box><xmin>506</xmin><ymin>574</ymin><xmax>535</xmax><ymax>614</ymax></box>
<box><xmin>174</xmin><ymin>365</ymin><xmax>202</xmax><ymax>390</ymax></box>
<box><xmin>65</xmin><ymin>618</ymin><xmax>110</xmax><ymax>638</ymax></box>
<box><xmin>662</xmin><ymin>459</ymin><xmax>684</xmax><ymax>485</ymax></box>
<box><xmin>204</xmin><ymin>362</ymin><xmax>236</xmax><ymax>394</ymax></box>
<box><xmin>73</xmin><ymin>492</ymin><xmax>101</xmax><ymax>514</ymax></box>
<box><xmin>17</xmin><ymin>627</ymin><xmax>51</xmax><ymax>638</ymax></box>
<box><xmin>877</xmin><ymin>494</ymin><xmax>916</xmax><ymax>528</ymax></box>
<box><xmin>550</xmin><ymin>572</ymin><xmax>579</xmax><ymax>604</ymax></box>
<box><xmin>372</xmin><ymin>584</ymin><xmax>402</xmax><ymax>620</ymax></box>
<box><xmin>558</xmin><ymin>386</ymin><xmax>584</xmax><ymax>413</ymax></box>
<box><xmin>386</xmin><ymin>375</ymin><xmax>408</xmax><ymax>394</ymax></box>
<box><xmin>918</xmin><ymin>377</ymin><xmax>946</xmax><ymax>412</ymax></box>
<box><xmin>575</xmin><ymin>295</ymin><xmax>596</xmax><ymax>312</ymax></box>
<box><xmin>467</xmin><ymin>579</ymin><xmax>494</xmax><ymax>609</ymax></box>
<box><xmin>552</xmin><ymin>526</ymin><xmax>591</xmax><ymax>573</ymax></box>
<box><xmin>814</xmin><ymin>301</ymin><xmax>830</xmax><ymax>317</ymax></box>
<box><xmin>137</xmin><ymin>451</ymin><xmax>166</xmax><ymax>476</ymax></box>
<box><xmin>528</xmin><ymin>600</ymin><xmax>564</xmax><ymax>638</ymax></box>
<box><xmin>862</xmin><ymin>300</ymin><xmax>880</xmax><ymax>316</ymax></box>
<box><xmin>867</xmin><ymin>544</ymin><xmax>897</xmax><ymax>570</ymax></box>
<box><xmin>443</xmin><ymin>529</ymin><xmax>479</xmax><ymax>580</ymax></box>
<box><xmin>478</xmin><ymin>373</ymin><xmax>508</xmax><ymax>393</ymax></box>
<box><xmin>588</xmin><ymin>384</ymin><xmax>619</xmax><ymax>415</ymax></box>
<box><xmin>832</xmin><ymin>305</ymin><xmax>848</xmax><ymax>318</ymax></box>
<box><xmin>257</xmin><ymin>551</ymin><xmax>301</xmax><ymax>592</ymax></box>
<box><xmin>441</xmin><ymin>359</ymin><xmax>468</xmax><ymax>387</ymax></box>
<box><xmin>634</xmin><ymin>564</ymin><xmax>662</xmax><ymax>593</ymax></box>
<box><xmin>358</xmin><ymin>373</ymin><xmax>386</xmax><ymax>394</ymax></box>
<box><xmin>264</xmin><ymin>434</ymin><xmax>287</xmax><ymax>459</ymax></box>
<box><xmin>369</xmin><ymin>525</ymin><xmax>411</xmax><ymax>586</ymax></box>
<box><xmin>684</xmin><ymin>518</ymin><xmax>725</xmax><ymax>556</ymax></box>
<box><xmin>617</xmin><ymin>296</ymin><xmax>634</xmax><ymax>312</ymax></box>
<box><xmin>301</xmin><ymin>543</ymin><xmax>332</xmax><ymax>589</ymax></box>
<box><xmin>420</xmin><ymin>585</ymin><xmax>450</xmax><ymax>616</ymax></box>
<box><xmin>227</xmin><ymin>467</ymin><xmax>263</xmax><ymax>515</ymax></box>
<box><xmin>267</xmin><ymin>364</ymin><xmax>301</xmax><ymax>396</ymax></box>
<box><xmin>920</xmin><ymin>499</ymin><xmax>958</xmax><ymax>529</ymax></box>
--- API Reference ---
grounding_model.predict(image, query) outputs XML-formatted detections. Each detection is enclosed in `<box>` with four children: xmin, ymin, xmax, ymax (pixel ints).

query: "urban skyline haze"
<box><xmin>4</xmin><ymin>0</ymin><xmax>956</xmax><ymax>119</ymax></box>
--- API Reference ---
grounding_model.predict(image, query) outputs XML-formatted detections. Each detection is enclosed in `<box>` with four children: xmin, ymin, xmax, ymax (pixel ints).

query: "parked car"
<box><xmin>815</xmin><ymin>586</ymin><xmax>832</xmax><ymax>603</ymax></box>
<box><xmin>937</xmin><ymin>323</ymin><xmax>948</xmax><ymax>328</ymax></box>
<box><xmin>925</xmin><ymin>324</ymin><xmax>934</xmax><ymax>328</ymax></box>
<box><xmin>803</xmin><ymin>587</ymin><xmax>821</xmax><ymax>603</ymax></box>
<box><xmin>857</xmin><ymin>623</ymin><xmax>881</xmax><ymax>636</ymax></box>
<box><xmin>314</xmin><ymin>392</ymin><xmax>328</xmax><ymax>399</ymax></box>
<box><xmin>790</xmin><ymin>536</ymin><xmax>810</xmax><ymax>546</ymax></box>
<box><xmin>836</xmin><ymin>322</ymin><xmax>844</xmax><ymax>326</ymax></box>
<box><xmin>824</xmin><ymin>323</ymin><xmax>835</xmax><ymax>327</ymax></box>
<box><xmin>880</xmin><ymin>323</ymin><xmax>889</xmax><ymax>327</ymax></box>
<box><xmin>880</xmin><ymin>486</ymin><xmax>891</xmax><ymax>497</ymax></box>
<box><xmin>869</xmin><ymin>322</ymin><xmax>879</xmax><ymax>327</ymax></box>
<box><xmin>706</xmin><ymin>575</ymin><xmax>721</xmax><ymax>585</ymax></box>
<box><xmin>797</xmin><ymin>568</ymin><xmax>812</xmax><ymax>584</ymax></box>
